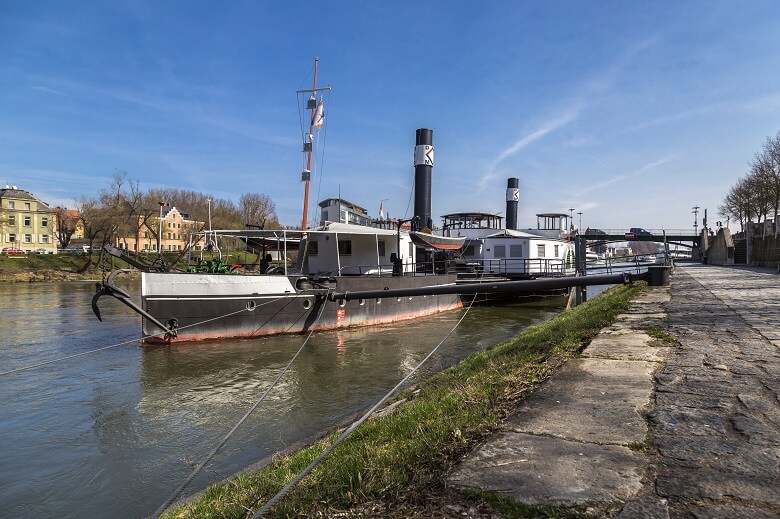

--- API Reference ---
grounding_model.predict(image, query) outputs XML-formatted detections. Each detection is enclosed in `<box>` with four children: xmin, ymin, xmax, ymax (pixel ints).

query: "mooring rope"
<box><xmin>250</xmin><ymin>292</ymin><xmax>480</xmax><ymax>518</ymax></box>
<box><xmin>152</xmin><ymin>291</ymin><xmax>332</xmax><ymax>518</ymax></box>
<box><xmin>0</xmin><ymin>296</ymin><xmax>286</xmax><ymax>378</ymax></box>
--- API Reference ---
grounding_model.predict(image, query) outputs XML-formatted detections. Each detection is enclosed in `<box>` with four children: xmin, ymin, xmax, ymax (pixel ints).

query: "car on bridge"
<box><xmin>629</xmin><ymin>227</ymin><xmax>653</xmax><ymax>237</ymax></box>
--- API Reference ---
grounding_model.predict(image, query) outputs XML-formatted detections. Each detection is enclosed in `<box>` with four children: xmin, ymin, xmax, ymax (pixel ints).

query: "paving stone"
<box><xmin>448</xmin><ymin>432</ymin><xmax>646</xmax><ymax>507</ymax></box>
<box><xmin>616</xmin><ymin>495</ymin><xmax>670</xmax><ymax>519</ymax></box>
<box><xmin>506</xmin><ymin>359</ymin><xmax>653</xmax><ymax>445</ymax></box>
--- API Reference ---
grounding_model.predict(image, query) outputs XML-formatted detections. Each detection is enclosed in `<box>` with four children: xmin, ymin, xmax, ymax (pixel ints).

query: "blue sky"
<box><xmin>2</xmin><ymin>1</ymin><xmax>780</xmax><ymax>231</ymax></box>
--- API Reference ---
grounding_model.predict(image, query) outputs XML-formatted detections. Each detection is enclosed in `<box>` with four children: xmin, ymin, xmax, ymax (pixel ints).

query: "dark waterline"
<box><xmin>0</xmin><ymin>281</ymin><xmax>563</xmax><ymax>518</ymax></box>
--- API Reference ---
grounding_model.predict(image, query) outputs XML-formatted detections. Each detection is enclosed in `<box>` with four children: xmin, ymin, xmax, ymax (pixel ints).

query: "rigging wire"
<box><xmin>313</xmin><ymin>88</ymin><xmax>332</xmax><ymax>225</ymax></box>
<box><xmin>152</xmin><ymin>291</ymin><xmax>332</xmax><ymax>518</ymax></box>
<box><xmin>0</xmin><ymin>296</ymin><xmax>286</xmax><ymax>378</ymax></box>
<box><xmin>403</xmin><ymin>165</ymin><xmax>415</xmax><ymax>218</ymax></box>
<box><xmin>250</xmin><ymin>292</ymin><xmax>481</xmax><ymax>518</ymax></box>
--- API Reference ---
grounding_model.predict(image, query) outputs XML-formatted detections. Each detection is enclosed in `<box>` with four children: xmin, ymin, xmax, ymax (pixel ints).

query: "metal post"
<box><xmin>574</xmin><ymin>234</ymin><xmax>588</xmax><ymax>305</ymax></box>
<box><xmin>157</xmin><ymin>201</ymin><xmax>165</xmax><ymax>254</ymax></box>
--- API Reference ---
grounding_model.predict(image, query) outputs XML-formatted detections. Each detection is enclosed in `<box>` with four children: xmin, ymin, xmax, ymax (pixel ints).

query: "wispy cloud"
<box><xmin>478</xmin><ymin>106</ymin><xmax>581</xmax><ymax>191</ymax></box>
<box><xmin>31</xmin><ymin>85</ymin><xmax>66</xmax><ymax>96</ymax></box>
<box><xmin>577</xmin><ymin>154</ymin><xmax>678</xmax><ymax>196</ymax></box>
<box><xmin>478</xmin><ymin>36</ymin><xmax>659</xmax><ymax>193</ymax></box>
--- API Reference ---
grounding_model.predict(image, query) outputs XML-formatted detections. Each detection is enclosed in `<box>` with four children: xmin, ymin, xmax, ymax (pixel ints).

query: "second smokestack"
<box><xmin>506</xmin><ymin>177</ymin><xmax>519</xmax><ymax>230</ymax></box>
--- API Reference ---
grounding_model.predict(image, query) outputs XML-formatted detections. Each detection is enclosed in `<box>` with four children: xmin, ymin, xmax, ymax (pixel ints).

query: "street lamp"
<box><xmin>568</xmin><ymin>207</ymin><xmax>575</xmax><ymax>232</ymax></box>
<box><xmin>157</xmin><ymin>201</ymin><xmax>166</xmax><ymax>255</ymax></box>
<box><xmin>577</xmin><ymin>211</ymin><xmax>582</xmax><ymax>233</ymax></box>
<box><xmin>692</xmin><ymin>205</ymin><xmax>699</xmax><ymax>235</ymax></box>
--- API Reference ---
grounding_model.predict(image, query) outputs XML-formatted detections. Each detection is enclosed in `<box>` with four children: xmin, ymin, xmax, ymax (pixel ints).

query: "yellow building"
<box><xmin>116</xmin><ymin>206</ymin><xmax>203</xmax><ymax>252</ymax></box>
<box><xmin>0</xmin><ymin>186</ymin><xmax>58</xmax><ymax>253</ymax></box>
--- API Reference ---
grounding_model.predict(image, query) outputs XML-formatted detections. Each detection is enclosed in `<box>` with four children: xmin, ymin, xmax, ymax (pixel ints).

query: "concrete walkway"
<box><xmin>449</xmin><ymin>264</ymin><xmax>780</xmax><ymax>518</ymax></box>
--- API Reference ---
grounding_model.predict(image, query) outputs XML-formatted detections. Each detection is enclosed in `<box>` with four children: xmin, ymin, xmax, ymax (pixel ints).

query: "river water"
<box><xmin>0</xmin><ymin>281</ymin><xmax>566</xmax><ymax>518</ymax></box>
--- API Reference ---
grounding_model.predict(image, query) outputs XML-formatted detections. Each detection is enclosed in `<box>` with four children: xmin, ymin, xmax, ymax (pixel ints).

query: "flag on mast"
<box><xmin>313</xmin><ymin>97</ymin><xmax>324</xmax><ymax>129</ymax></box>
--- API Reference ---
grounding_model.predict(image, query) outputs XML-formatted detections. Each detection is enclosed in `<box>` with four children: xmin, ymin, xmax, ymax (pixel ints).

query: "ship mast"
<box><xmin>300</xmin><ymin>57</ymin><xmax>318</xmax><ymax>231</ymax></box>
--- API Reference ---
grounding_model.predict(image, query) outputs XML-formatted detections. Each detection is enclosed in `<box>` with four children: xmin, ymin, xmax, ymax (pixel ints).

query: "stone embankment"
<box><xmin>450</xmin><ymin>264</ymin><xmax>780</xmax><ymax>518</ymax></box>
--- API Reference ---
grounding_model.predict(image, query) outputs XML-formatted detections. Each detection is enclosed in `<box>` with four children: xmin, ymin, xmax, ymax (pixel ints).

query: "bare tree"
<box><xmin>762</xmin><ymin>132</ymin><xmax>780</xmax><ymax>237</ymax></box>
<box><xmin>239</xmin><ymin>193</ymin><xmax>279</xmax><ymax>229</ymax></box>
<box><xmin>53</xmin><ymin>206</ymin><xmax>79</xmax><ymax>248</ymax></box>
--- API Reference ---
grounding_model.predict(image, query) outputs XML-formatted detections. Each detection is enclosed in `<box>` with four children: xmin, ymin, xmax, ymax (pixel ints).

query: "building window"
<box><xmin>7</xmin><ymin>201</ymin><xmax>14</xmax><ymax>209</ymax></box>
<box><xmin>510</xmin><ymin>244</ymin><xmax>523</xmax><ymax>257</ymax></box>
<box><xmin>24</xmin><ymin>216</ymin><xmax>31</xmax><ymax>226</ymax></box>
<box><xmin>24</xmin><ymin>234</ymin><xmax>32</xmax><ymax>243</ymax></box>
<box><xmin>42</xmin><ymin>217</ymin><xmax>48</xmax><ymax>227</ymax></box>
<box><xmin>41</xmin><ymin>235</ymin><xmax>49</xmax><ymax>243</ymax></box>
<box><xmin>9</xmin><ymin>233</ymin><xmax>16</xmax><ymax>242</ymax></box>
<box><xmin>537</xmin><ymin>244</ymin><xmax>546</xmax><ymax>258</ymax></box>
<box><xmin>7</xmin><ymin>215</ymin><xmax>14</xmax><ymax>225</ymax></box>
<box><xmin>494</xmin><ymin>245</ymin><xmax>506</xmax><ymax>258</ymax></box>
<box><xmin>338</xmin><ymin>240</ymin><xmax>352</xmax><ymax>256</ymax></box>
<box><xmin>24</xmin><ymin>202</ymin><xmax>31</xmax><ymax>210</ymax></box>
<box><xmin>378</xmin><ymin>241</ymin><xmax>386</xmax><ymax>257</ymax></box>
<box><xmin>554</xmin><ymin>244</ymin><xmax>560</xmax><ymax>257</ymax></box>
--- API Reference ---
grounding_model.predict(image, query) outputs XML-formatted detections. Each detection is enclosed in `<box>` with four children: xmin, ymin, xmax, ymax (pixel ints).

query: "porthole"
<box><xmin>245</xmin><ymin>301</ymin><xmax>256</xmax><ymax>311</ymax></box>
<box><xmin>376</xmin><ymin>298</ymin><xmax>381</xmax><ymax>304</ymax></box>
<box><xmin>359</xmin><ymin>298</ymin><xmax>366</xmax><ymax>306</ymax></box>
<box><xmin>303</xmin><ymin>299</ymin><xmax>312</xmax><ymax>310</ymax></box>
<box><xmin>339</xmin><ymin>299</ymin><xmax>346</xmax><ymax>308</ymax></box>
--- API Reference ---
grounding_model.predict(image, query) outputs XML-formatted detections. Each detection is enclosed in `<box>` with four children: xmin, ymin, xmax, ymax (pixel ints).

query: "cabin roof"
<box><xmin>315</xmin><ymin>221</ymin><xmax>397</xmax><ymax>236</ymax></box>
<box><xmin>484</xmin><ymin>229</ymin><xmax>547</xmax><ymax>239</ymax></box>
<box><xmin>441</xmin><ymin>211</ymin><xmax>500</xmax><ymax>219</ymax></box>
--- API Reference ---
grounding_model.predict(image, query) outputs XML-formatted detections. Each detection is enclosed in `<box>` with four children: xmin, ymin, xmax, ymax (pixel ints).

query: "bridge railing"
<box><xmin>591</xmin><ymin>229</ymin><xmax>696</xmax><ymax>236</ymax></box>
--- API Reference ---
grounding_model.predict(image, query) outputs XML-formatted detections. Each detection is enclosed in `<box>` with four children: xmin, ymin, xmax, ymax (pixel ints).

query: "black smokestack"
<box><xmin>413</xmin><ymin>128</ymin><xmax>433</xmax><ymax>231</ymax></box>
<box><xmin>506</xmin><ymin>177</ymin><xmax>519</xmax><ymax>230</ymax></box>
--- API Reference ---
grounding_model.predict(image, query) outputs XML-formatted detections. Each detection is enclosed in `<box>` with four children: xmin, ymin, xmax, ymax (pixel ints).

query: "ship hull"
<box><xmin>141</xmin><ymin>272</ymin><xmax>462</xmax><ymax>343</ymax></box>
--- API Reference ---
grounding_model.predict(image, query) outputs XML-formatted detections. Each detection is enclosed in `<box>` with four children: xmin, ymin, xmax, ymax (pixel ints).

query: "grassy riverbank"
<box><xmin>164</xmin><ymin>282</ymin><xmax>644</xmax><ymax>518</ymax></box>
<box><xmin>0</xmin><ymin>252</ymin><xmax>104</xmax><ymax>282</ymax></box>
<box><xmin>0</xmin><ymin>251</ymin><xmax>261</xmax><ymax>282</ymax></box>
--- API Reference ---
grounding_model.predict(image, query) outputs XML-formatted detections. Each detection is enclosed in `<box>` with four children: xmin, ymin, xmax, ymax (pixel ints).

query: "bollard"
<box><xmin>647</xmin><ymin>265</ymin><xmax>671</xmax><ymax>286</ymax></box>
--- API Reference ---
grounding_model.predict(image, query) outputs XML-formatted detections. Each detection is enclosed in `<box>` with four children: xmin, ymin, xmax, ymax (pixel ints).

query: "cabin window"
<box><xmin>554</xmin><ymin>245</ymin><xmax>560</xmax><ymax>257</ymax></box>
<box><xmin>537</xmin><ymin>244</ymin><xmax>546</xmax><ymax>258</ymax></box>
<box><xmin>306</xmin><ymin>240</ymin><xmax>318</xmax><ymax>256</ymax></box>
<box><xmin>378</xmin><ymin>241</ymin><xmax>386</xmax><ymax>257</ymax></box>
<box><xmin>510</xmin><ymin>245</ymin><xmax>523</xmax><ymax>257</ymax></box>
<box><xmin>338</xmin><ymin>240</ymin><xmax>352</xmax><ymax>256</ymax></box>
<box><xmin>463</xmin><ymin>244</ymin><xmax>475</xmax><ymax>257</ymax></box>
<box><xmin>494</xmin><ymin>245</ymin><xmax>506</xmax><ymax>258</ymax></box>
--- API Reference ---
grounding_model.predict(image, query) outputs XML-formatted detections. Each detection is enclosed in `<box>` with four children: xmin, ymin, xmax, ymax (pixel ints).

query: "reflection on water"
<box><xmin>0</xmin><ymin>281</ymin><xmax>562</xmax><ymax>518</ymax></box>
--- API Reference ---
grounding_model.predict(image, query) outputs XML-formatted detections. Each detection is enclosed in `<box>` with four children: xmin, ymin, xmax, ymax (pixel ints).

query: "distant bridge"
<box><xmin>581</xmin><ymin>229</ymin><xmax>700</xmax><ymax>248</ymax></box>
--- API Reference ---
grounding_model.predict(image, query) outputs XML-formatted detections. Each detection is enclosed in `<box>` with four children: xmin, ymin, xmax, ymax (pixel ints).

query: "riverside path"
<box><xmin>449</xmin><ymin>263</ymin><xmax>780</xmax><ymax>518</ymax></box>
